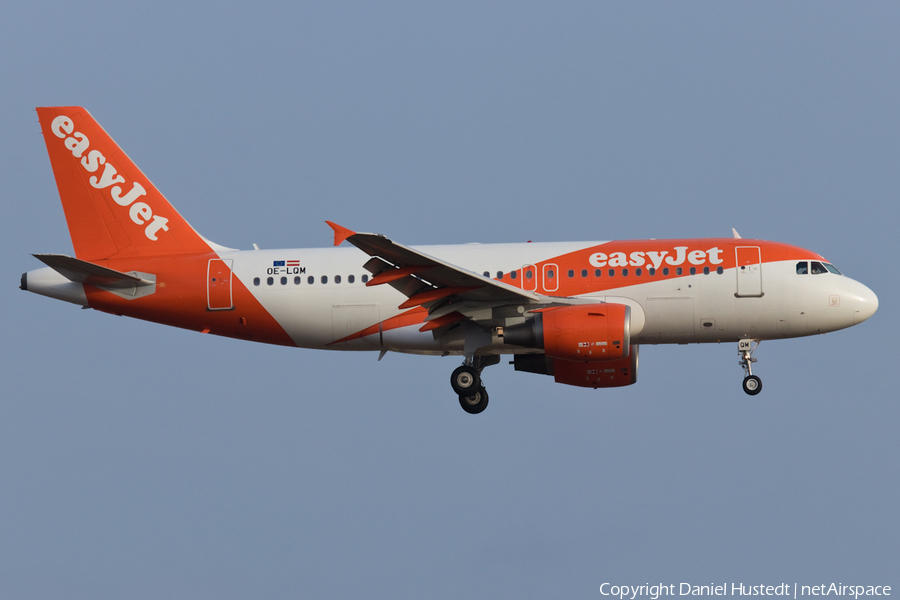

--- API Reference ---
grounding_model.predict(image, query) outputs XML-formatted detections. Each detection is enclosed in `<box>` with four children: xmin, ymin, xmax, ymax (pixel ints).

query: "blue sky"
<box><xmin>1</xmin><ymin>2</ymin><xmax>897</xmax><ymax>598</ymax></box>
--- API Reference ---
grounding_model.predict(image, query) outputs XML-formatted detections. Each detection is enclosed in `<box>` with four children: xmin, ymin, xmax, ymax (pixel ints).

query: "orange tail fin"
<box><xmin>37</xmin><ymin>107</ymin><xmax>215</xmax><ymax>261</ymax></box>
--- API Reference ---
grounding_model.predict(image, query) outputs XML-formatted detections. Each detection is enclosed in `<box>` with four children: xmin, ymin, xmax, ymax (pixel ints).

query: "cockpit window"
<box><xmin>796</xmin><ymin>262</ymin><xmax>808</xmax><ymax>275</ymax></box>
<box><xmin>810</xmin><ymin>261</ymin><xmax>828</xmax><ymax>275</ymax></box>
<box><xmin>824</xmin><ymin>263</ymin><xmax>842</xmax><ymax>275</ymax></box>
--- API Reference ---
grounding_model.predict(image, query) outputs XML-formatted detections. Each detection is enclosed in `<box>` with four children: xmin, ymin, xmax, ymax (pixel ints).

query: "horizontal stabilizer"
<box><xmin>33</xmin><ymin>254</ymin><xmax>156</xmax><ymax>299</ymax></box>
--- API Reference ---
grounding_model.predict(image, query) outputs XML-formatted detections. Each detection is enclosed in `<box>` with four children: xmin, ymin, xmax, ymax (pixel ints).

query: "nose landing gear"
<box><xmin>452</xmin><ymin>355</ymin><xmax>499</xmax><ymax>414</ymax></box>
<box><xmin>739</xmin><ymin>339</ymin><xmax>762</xmax><ymax>395</ymax></box>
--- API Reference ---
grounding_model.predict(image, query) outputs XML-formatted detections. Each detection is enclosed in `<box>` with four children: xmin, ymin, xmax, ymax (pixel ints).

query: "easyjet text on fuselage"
<box><xmin>589</xmin><ymin>247</ymin><xmax>724</xmax><ymax>270</ymax></box>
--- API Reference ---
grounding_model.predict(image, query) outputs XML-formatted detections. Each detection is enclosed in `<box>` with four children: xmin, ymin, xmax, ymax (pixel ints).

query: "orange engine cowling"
<box><xmin>513</xmin><ymin>346</ymin><xmax>639</xmax><ymax>389</ymax></box>
<box><xmin>504</xmin><ymin>303</ymin><xmax>631</xmax><ymax>361</ymax></box>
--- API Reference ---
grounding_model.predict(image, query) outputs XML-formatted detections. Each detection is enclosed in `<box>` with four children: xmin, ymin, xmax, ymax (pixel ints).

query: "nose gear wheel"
<box><xmin>742</xmin><ymin>375</ymin><xmax>762</xmax><ymax>395</ymax></box>
<box><xmin>738</xmin><ymin>339</ymin><xmax>762</xmax><ymax>396</ymax></box>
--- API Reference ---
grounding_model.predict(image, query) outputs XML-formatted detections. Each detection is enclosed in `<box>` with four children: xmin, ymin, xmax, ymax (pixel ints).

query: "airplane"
<box><xmin>21</xmin><ymin>107</ymin><xmax>879</xmax><ymax>414</ymax></box>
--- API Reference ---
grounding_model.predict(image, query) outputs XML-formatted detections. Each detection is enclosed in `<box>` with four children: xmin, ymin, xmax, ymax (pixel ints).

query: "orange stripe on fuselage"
<box><xmin>84</xmin><ymin>253</ymin><xmax>296</xmax><ymax>347</ymax></box>
<box><xmin>497</xmin><ymin>239</ymin><xmax>823</xmax><ymax>296</ymax></box>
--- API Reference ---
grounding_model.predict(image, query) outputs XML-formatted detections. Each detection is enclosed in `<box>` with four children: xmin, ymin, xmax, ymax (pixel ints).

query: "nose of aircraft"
<box><xmin>853</xmin><ymin>281</ymin><xmax>878</xmax><ymax>324</ymax></box>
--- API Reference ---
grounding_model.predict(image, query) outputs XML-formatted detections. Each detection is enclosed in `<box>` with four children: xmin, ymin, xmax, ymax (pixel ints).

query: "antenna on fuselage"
<box><xmin>732</xmin><ymin>228</ymin><xmax>742</xmax><ymax>239</ymax></box>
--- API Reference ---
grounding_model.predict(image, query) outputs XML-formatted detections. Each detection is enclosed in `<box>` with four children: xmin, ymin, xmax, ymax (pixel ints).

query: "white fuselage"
<box><xmin>219</xmin><ymin>241</ymin><xmax>876</xmax><ymax>355</ymax></box>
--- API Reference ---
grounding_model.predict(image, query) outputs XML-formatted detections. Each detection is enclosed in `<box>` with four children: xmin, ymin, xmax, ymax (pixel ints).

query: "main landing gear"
<box><xmin>459</xmin><ymin>386</ymin><xmax>489</xmax><ymax>414</ymax></box>
<box><xmin>738</xmin><ymin>339</ymin><xmax>762</xmax><ymax>396</ymax></box>
<box><xmin>451</xmin><ymin>356</ymin><xmax>499</xmax><ymax>414</ymax></box>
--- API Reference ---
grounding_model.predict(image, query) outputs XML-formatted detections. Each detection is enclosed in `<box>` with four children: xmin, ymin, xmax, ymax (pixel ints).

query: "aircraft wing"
<box><xmin>327</xmin><ymin>222</ymin><xmax>541</xmax><ymax>324</ymax></box>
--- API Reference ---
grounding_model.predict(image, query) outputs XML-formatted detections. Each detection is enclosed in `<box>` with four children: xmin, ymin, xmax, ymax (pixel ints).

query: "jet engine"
<box><xmin>503</xmin><ymin>304</ymin><xmax>631</xmax><ymax>361</ymax></box>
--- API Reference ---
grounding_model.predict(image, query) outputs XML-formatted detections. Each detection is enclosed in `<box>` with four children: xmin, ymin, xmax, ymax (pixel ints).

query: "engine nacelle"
<box><xmin>504</xmin><ymin>304</ymin><xmax>631</xmax><ymax>361</ymax></box>
<box><xmin>513</xmin><ymin>346</ymin><xmax>639</xmax><ymax>389</ymax></box>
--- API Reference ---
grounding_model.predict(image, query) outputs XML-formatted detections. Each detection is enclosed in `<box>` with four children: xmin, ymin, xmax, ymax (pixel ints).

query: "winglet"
<box><xmin>326</xmin><ymin>221</ymin><xmax>356</xmax><ymax>246</ymax></box>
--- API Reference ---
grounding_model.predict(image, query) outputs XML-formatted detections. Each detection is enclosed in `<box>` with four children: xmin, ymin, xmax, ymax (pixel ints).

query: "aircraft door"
<box><xmin>523</xmin><ymin>264</ymin><xmax>537</xmax><ymax>292</ymax></box>
<box><xmin>735</xmin><ymin>246</ymin><xmax>762</xmax><ymax>297</ymax></box>
<box><xmin>207</xmin><ymin>258</ymin><xmax>234</xmax><ymax>310</ymax></box>
<box><xmin>542</xmin><ymin>263</ymin><xmax>558</xmax><ymax>292</ymax></box>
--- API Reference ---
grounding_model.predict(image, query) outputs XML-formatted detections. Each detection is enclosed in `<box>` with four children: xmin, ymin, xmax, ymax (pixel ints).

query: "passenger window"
<box><xmin>294</xmin><ymin>276</ymin><xmax>301</xmax><ymax>284</ymax></box>
<box><xmin>649</xmin><ymin>268</ymin><xmax>656</xmax><ymax>276</ymax></box>
<box><xmin>348</xmin><ymin>275</ymin><xmax>355</xmax><ymax>283</ymax></box>
<box><xmin>567</xmin><ymin>270</ymin><xmax>574</xmax><ymax>278</ymax></box>
<box><xmin>525</xmin><ymin>270</ymin><xmax>533</xmax><ymax>279</ymax></box>
<box><xmin>581</xmin><ymin>269</ymin><xmax>588</xmax><ymax>278</ymax></box>
<box><xmin>635</xmin><ymin>268</ymin><xmax>642</xmax><ymax>276</ymax></box>
<box><xmin>676</xmin><ymin>267</ymin><xmax>683</xmax><ymax>275</ymax></box>
<box><xmin>796</xmin><ymin>262</ymin><xmax>808</xmax><ymax>275</ymax></box>
<box><xmin>253</xmin><ymin>277</ymin><xmax>260</xmax><ymax>286</ymax></box>
<box><xmin>483</xmin><ymin>271</ymin><xmax>489</xmax><ymax>277</ymax></box>
<box><xmin>362</xmin><ymin>274</ymin><xmax>369</xmax><ymax>283</ymax></box>
<box><xmin>622</xmin><ymin>269</ymin><xmax>628</xmax><ymax>276</ymax></box>
<box><xmin>267</xmin><ymin>277</ymin><xmax>274</xmax><ymax>286</ymax></box>
<box><xmin>510</xmin><ymin>271</ymin><xmax>517</xmax><ymax>279</ymax></box>
<box><xmin>663</xmin><ymin>268</ymin><xmax>669</xmax><ymax>276</ymax></box>
<box><xmin>716</xmin><ymin>266</ymin><xmax>723</xmax><ymax>274</ymax></box>
<box><xmin>547</xmin><ymin>270</ymin><xmax>555</xmax><ymax>278</ymax></box>
<box><xmin>811</xmin><ymin>261</ymin><xmax>827</xmax><ymax>275</ymax></box>
<box><xmin>690</xmin><ymin>267</ymin><xmax>696</xmax><ymax>275</ymax></box>
<box><xmin>608</xmin><ymin>269</ymin><xmax>615</xmax><ymax>277</ymax></box>
<box><xmin>280</xmin><ymin>276</ymin><xmax>287</xmax><ymax>285</ymax></box>
<box><xmin>335</xmin><ymin>275</ymin><xmax>341</xmax><ymax>284</ymax></box>
<box><xmin>321</xmin><ymin>275</ymin><xmax>328</xmax><ymax>284</ymax></box>
<box><xmin>497</xmin><ymin>271</ymin><xmax>504</xmax><ymax>279</ymax></box>
<box><xmin>308</xmin><ymin>276</ymin><xmax>314</xmax><ymax>284</ymax></box>
<box><xmin>595</xmin><ymin>269</ymin><xmax>602</xmax><ymax>277</ymax></box>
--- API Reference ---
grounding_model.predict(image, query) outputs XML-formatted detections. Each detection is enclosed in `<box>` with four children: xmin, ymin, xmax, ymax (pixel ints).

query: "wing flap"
<box><xmin>399</xmin><ymin>286</ymin><xmax>480</xmax><ymax>310</ymax></box>
<box><xmin>419</xmin><ymin>311</ymin><xmax>466</xmax><ymax>332</ymax></box>
<box><xmin>366</xmin><ymin>265</ymin><xmax>431</xmax><ymax>287</ymax></box>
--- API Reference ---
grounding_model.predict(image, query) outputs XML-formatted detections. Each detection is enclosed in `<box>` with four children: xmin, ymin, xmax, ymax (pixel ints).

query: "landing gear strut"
<box><xmin>738</xmin><ymin>339</ymin><xmax>762</xmax><ymax>396</ymax></box>
<box><xmin>452</xmin><ymin>355</ymin><xmax>499</xmax><ymax>414</ymax></box>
